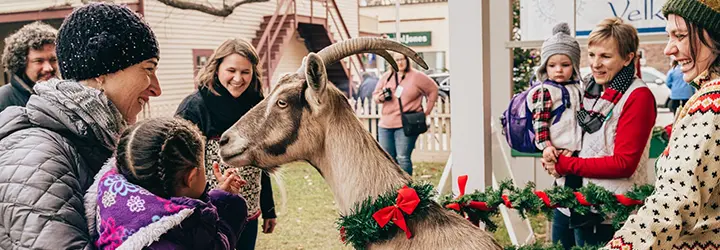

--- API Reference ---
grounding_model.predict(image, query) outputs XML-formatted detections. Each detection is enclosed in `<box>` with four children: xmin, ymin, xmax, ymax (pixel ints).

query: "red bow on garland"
<box><xmin>445</xmin><ymin>175</ymin><xmax>493</xmax><ymax>212</ymax></box>
<box><xmin>372</xmin><ymin>186</ymin><xmax>420</xmax><ymax>239</ymax></box>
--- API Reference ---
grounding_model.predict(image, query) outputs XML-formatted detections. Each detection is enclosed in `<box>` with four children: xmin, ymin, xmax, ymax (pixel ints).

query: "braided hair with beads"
<box><xmin>116</xmin><ymin>117</ymin><xmax>206</xmax><ymax>199</ymax></box>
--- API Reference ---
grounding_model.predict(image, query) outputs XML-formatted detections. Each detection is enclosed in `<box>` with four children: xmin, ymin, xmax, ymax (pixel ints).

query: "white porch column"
<box><xmin>449</xmin><ymin>0</ymin><xmax>491</xmax><ymax>192</ymax></box>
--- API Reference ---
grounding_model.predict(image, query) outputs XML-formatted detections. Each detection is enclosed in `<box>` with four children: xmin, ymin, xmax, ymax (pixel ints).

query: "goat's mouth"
<box><xmin>220</xmin><ymin>149</ymin><xmax>282</xmax><ymax>173</ymax></box>
<box><xmin>220</xmin><ymin>148</ymin><xmax>252</xmax><ymax>167</ymax></box>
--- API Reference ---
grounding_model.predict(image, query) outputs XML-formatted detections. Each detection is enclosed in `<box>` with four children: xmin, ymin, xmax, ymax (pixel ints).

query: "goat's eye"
<box><xmin>277</xmin><ymin>99</ymin><xmax>288</xmax><ymax>108</ymax></box>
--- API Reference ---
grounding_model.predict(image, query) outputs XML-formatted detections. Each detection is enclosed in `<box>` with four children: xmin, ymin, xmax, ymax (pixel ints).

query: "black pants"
<box><xmin>236</xmin><ymin>219</ymin><xmax>258</xmax><ymax>250</ymax></box>
<box><xmin>669</xmin><ymin>99</ymin><xmax>689</xmax><ymax>114</ymax></box>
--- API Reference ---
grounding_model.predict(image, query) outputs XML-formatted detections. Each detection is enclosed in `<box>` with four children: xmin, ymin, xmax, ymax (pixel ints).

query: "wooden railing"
<box><xmin>255</xmin><ymin>0</ymin><xmax>296</xmax><ymax>91</ymax></box>
<box><xmin>321</xmin><ymin>0</ymin><xmax>365</xmax><ymax>97</ymax></box>
<box><xmin>255</xmin><ymin>0</ymin><xmax>365</xmax><ymax>94</ymax></box>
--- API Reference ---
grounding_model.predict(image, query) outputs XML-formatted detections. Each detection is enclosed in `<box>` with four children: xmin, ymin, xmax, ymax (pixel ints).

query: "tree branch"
<box><xmin>156</xmin><ymin>0</ymin><xmax>270</xmax><ymax>17</ymax></box>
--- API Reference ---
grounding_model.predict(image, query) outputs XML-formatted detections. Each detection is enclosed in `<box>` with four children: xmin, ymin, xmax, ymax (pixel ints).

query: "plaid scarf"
<box><xmin>577</xmin><ymin>64</ymin><xmax>636</xmax><ymax>134</ymax></box>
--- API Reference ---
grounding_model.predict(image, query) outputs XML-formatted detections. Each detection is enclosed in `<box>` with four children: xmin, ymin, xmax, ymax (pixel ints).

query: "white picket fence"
<box><xmin>140</xmin><ymin>97</ymin><xmax>452</xmax><ymax>163</ymax></box>
<box><xmin>349</xmin><ymin>97</ymin><xmax>451</xmax><ymax>163</ymax></box>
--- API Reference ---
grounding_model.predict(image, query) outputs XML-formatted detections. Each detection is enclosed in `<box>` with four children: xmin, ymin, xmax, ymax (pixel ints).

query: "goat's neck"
<box><xmin>308</xmin><ymin>111</ymin><xmax>411</xmax><ymax>215</ymax></box>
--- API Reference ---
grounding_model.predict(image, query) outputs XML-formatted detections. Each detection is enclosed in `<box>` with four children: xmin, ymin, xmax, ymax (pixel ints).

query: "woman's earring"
<box><xmin>98</xmin><ymin>79</ymin><xmax>105</xmax><ymax>93</ymax></box>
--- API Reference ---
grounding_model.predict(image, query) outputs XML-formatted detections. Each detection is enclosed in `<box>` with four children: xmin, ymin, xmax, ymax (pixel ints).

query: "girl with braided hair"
<box><xmin>88</xmin><ymin>117</ymin><xmax>248</xmax><ymax>249</ymax></box>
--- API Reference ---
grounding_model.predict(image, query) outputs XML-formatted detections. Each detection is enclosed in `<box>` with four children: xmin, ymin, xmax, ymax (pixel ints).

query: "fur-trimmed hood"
<box><xmin>85</xmin><ymin>158</ymin><xmax>249</xmax><ymax>250</ymax></box>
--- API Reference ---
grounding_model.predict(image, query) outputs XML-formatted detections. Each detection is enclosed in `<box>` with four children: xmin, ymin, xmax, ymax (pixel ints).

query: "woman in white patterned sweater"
<box><xmin>604</xmin><ymin>1</ymin><xmax>720</xmax><ymax>249</ymax></box>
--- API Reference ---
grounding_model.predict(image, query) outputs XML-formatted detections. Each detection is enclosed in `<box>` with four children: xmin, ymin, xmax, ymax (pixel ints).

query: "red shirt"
<box><xmin>555</xmin><ymin>87</ymin><xmax>656</xmax><ymax>179</ymax></box>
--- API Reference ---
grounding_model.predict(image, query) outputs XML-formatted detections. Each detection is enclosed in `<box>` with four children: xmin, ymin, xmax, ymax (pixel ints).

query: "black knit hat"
<box><xmin>56</xmin><ymin>3</ymin><xmax>159</xmax><ymax>81</ymax></box>
<box><xmin>663</xmin><ymin>0</ymin><xmax>720</xmax><ymax>37</ymax></box>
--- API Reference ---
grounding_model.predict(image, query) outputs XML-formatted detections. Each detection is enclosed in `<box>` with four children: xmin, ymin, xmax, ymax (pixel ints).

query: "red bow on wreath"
<box><xmin>372</xmin><ymin>186</ymin><xmax>420</xmax><ymax>239</ymax></box>
<box><xmin>445</xmin><ymin>175</ymin><xmax>493</xmax><ymax>212</ymax></box>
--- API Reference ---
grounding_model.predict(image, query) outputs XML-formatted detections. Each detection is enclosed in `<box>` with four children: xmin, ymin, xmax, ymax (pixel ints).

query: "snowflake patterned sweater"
<box><xmin>605</xmin><ymin>71</ymin><xmax>720</xmax><ymax>250</ymax></box>
<box><xmin>85</xmin><ymin>159</ymin><xmax>248</xmax><ymax>250</ymax></box>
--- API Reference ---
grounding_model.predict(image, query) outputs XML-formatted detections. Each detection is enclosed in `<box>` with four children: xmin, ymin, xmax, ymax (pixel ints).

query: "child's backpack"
<box><xmin>501</xmin><ymin>80</ymin><xmax>571</xmax><ymax>153</ymax></box>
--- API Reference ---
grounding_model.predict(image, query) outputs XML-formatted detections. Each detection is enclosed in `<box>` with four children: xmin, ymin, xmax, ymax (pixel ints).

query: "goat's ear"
<box><xmin>305</xmin><ymin>53</ymin><xmax>327</xmax><ymax>95</ymax></box>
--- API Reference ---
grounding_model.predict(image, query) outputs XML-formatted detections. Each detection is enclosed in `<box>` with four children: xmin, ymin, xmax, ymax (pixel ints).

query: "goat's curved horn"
<box><xmin>368</xmin><ymin>50</ymin><xmax>399</xmax><ymax>72</ymax></box>
<box><xmin>317</xmin><ymin>37</ymin><xmax>428</xmax><ymax>70</ymax></box>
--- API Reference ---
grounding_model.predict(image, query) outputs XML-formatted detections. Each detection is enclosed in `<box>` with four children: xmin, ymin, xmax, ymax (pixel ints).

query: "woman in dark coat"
<box><xmin>176</xmin><ymin>38</ymin><xmax>277</xmax><ymax>250</ymax></box>
<box><xmin>0</xmin><ymin>3</ymin><xmax>161</xmax><ymax>249</ymax></box>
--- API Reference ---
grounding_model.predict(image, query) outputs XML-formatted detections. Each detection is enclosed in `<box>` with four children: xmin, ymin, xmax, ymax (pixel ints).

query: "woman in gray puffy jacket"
<box><xmin>0</xmin><ymin>3</ymin><xmax>161</xmax><ymax>249</ymax></box>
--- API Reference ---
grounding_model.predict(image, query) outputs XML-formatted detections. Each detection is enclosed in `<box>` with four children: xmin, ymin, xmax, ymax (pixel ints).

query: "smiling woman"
<box><xmin>540</xmin><ymin>17</ymin><xmax>657</xmax><ymax>248</ymax></box>
<box><xmin>175</xmin><ymin>38</ymin><xmax>278</xmax><ymax>250</ymax></box>
<box><xmin>0</xmin><ymin>3</ymin><xmax>161</xmax><ymax>249</ymax></box>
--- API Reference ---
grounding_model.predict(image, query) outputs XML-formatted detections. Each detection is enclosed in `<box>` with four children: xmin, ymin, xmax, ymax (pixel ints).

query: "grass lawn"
<box><xmin>255</xmin><ymin>162</ymin><xmax>548</xmax><ymax>249</ymax></box>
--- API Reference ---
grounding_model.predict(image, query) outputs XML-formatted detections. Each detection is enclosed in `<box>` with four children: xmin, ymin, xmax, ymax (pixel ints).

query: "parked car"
<box><xmin>580</xmin><ymin>66</ymin><xmax>670</xmax><ymax>107</ymax></box>
<box><xmin>427</xmin><ymin>72</ymin><xmax>450</xmax><ymax>102</ymax></box>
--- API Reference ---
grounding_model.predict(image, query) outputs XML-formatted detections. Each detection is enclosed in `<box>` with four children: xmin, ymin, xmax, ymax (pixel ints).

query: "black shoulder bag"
<box><xmin>394</xmin><ymin>71</ymin><xmax>428</xmax><ymax>136</ymax></box>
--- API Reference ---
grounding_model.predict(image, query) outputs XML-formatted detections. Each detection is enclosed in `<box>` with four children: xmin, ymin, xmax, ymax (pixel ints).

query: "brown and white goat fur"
<box><xmin>218</xmin><ymin>39</ymin><xmax>501</xmax><ymax>250</ymax></box>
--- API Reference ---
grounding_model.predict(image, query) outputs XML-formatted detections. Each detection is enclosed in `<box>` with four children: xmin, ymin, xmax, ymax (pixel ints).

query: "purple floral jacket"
<box><xmin>85</xmin><ymin>158</ymin><xmax>248</xmax><ymax>250</ymax></box>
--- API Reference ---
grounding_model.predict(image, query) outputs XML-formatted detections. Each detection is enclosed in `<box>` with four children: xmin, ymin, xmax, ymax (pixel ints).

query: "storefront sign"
<box><xmin>521</xmin><ymin>0</ymin><xmax>667</xmax><ymax>40</ymax></box>
<box><xmin>384</xmin><ymin>31</ymin><xmax>432</xmax><ymax>46</ymax></box>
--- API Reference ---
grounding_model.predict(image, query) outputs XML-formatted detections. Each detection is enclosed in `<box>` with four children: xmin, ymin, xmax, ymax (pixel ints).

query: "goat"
<box><xmin>218</xmin><ymin>37</ymin><xmax>502</xmax><ymax>250</ymax></box>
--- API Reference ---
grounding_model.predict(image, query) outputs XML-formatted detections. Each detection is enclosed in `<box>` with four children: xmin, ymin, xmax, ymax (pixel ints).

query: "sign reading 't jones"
<box><xmin>385</xmin><ymin>31</ymin><xmax>432</xmax><ymax>46</ymax></box>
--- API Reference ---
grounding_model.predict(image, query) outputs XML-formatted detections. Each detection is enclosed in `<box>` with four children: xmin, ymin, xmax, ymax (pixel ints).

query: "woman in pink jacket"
<box><xmin>373</xmin><ymin>53</ymin><xmax>439</xmax><ymax>176</ymax></box>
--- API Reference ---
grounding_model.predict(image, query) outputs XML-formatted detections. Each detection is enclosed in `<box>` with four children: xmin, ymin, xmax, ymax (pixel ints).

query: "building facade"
<box><xmin>0</xmin><ymin>0</ymin><xmax>362</xmax><ymax>117</ymax></box>
<box><xmin>359</xmin><ymin>0</ymin><xmax>448</xmax><ymax>74</ymax></box>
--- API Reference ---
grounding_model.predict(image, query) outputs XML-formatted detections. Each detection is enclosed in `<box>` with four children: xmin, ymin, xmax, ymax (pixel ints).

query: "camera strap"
<box><xmin>394</xmin><ymin>71</ymin><xmax>424</xmax><ymax>114</ymax></box>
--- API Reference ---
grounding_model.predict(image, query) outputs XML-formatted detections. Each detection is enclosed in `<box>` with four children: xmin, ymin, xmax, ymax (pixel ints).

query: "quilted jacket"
<box><xmin>0</xmin><ymin>79</ymin><xmax>124</xmax><ymax>249</ymax></box>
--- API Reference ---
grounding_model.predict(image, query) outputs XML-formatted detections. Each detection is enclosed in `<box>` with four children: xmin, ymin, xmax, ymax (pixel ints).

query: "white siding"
<box><xmin>142</xmin><ymin>0</ymin><xmax>358</xmax><ymax>117</ymax></box>
<box><xmin>270</xmin><ymin>33</ymin><xmax>309</xmax><ymax>87</ymax></box>
<box><xmin>0</xmin><ymin>0</ymin><xmax>137</xmax><ymax>14</ymax></box>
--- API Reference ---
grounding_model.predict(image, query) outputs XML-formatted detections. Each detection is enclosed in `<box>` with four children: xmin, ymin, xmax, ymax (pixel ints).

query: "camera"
<box><xmin>381</xmin><ymin>87</ymin><xmax>393</xmax><ymax>101</ymax></box>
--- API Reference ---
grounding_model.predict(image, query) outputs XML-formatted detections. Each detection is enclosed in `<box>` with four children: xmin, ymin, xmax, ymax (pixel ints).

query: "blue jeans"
<box><xmin>378</xmin><ymin>127</ymin><xmax>419</xmax><ymax>176</ymax></box>
<box><xmin>552</xmin><ymin>209</ymin><xmax>616</xmax><ymax>249</ymax></box>
<box><xmin>552</xmin><ymin>210</ymin><xmax>575</xmax><ymax>250</ymax></box>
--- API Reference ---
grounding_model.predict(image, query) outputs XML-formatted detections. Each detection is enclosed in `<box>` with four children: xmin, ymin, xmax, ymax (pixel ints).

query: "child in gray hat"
<box><xmin>526</xmin><ymin>22</ymin><xmax>584</xmax><ymax>161</ymax></box>
<box><xmin>525</xmin><ymin>22</ymin><xmax>584</xmax><ymax>250</ymax></box>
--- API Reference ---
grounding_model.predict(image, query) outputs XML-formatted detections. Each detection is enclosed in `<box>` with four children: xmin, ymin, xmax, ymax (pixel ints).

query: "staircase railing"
<box><xmin>320</xmin><ymin>0</ymin><xmax>366</xmax><ymax>97</ymax></box>
<box><xmin>255</xmin><ymin>0</ymin><xmax>365</xmax><ymax>95</ymax></box>
<box><xmin>256</xmin><ymin>0</ymin><xmax>296</xmax><ymax>91</ymax></box>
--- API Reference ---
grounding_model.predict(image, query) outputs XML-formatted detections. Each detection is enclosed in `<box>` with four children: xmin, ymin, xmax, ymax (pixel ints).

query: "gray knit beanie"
<box><xmin>536</xmin><ymin>22</ymin><xmax>581</xmax><ymax>82</ymax></box>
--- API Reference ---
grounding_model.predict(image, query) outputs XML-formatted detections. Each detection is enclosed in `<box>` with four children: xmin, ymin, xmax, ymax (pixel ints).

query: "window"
<box><xmin>192</xmin><ymin>49</ymin><xmax>214</xmax><ymax>78</ymax></box>
<box><xmin>417</xmin><ymin>51</ymin><xmax>446</xmax><ymax>73</ymax></box>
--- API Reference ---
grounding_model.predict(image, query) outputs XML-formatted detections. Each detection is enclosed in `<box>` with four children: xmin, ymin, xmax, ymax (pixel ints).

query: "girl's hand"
<box><xmin>219</xmin><ymin>173</ymin><xmax>246</xmax><ymax>194</ymax></box>
<box><xmin>214</xmin><ymin>162</ymin><xmax>246</xmax><ymax>193</ymax></box>
<box><xmin>213</xmin><ymin>162</ymin><xmax>237</xmax><ymax>184</ymax></box>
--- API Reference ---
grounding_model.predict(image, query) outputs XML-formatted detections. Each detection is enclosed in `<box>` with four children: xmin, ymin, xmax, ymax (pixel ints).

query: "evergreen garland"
<box><xmin>337</xmin><ymin>182</ymin><xmax>436</xmax><ymax>249</ymax></box>
<box><xmin>334</xmin><ymin>179</ymin><xmax>655</xmax><ymax>248</ymax></box>
<box><xmin>441</xmin><ymin>179</ymin><xmax>655</xmax><ymax>230</ymax></box>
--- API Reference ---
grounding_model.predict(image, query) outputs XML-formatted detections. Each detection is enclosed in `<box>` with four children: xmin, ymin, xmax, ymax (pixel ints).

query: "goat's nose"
<box><xmin>219</xmin><ymin>134</ymin><xmax>231</xmax><ymax>147</ymax></box>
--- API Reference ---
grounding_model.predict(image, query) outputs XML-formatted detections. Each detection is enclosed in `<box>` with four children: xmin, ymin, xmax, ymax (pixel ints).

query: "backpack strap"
<box><xmin>543</xmin><ymin>81</ymin><xmax>572</xmax><ymax>125</ymax></box>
